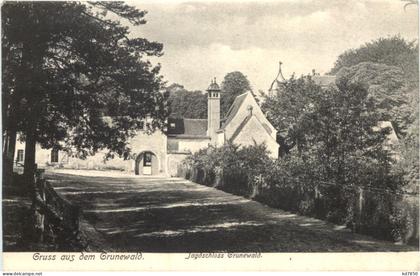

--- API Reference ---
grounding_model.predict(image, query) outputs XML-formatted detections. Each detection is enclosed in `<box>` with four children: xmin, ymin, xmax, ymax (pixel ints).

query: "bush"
<box><xmin>179</xmin><ymin>143</ymin><xmax>419</xmax><ymax>245</ymax></box>
<box><xmin>182</xmin><ymin>142</ymin><xmax>272</xmax><ymax>197</ymax></box>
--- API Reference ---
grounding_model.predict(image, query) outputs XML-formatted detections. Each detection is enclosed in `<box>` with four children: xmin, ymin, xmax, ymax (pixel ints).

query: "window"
<box><xmin>16</xmin><ymin>150</ymin><xmax>24</xmax><ymax>163</ymax></box>
<box><xmin>51</xmin><ymin>149</ymin><xmax>59</xmax><ymax>163</ymax></box>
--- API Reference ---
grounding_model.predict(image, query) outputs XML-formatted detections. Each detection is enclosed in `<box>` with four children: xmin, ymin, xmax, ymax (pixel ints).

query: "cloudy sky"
<box><xmin>128</xmin><ymin>0</ymin><xmax>418</xmax><ymax>92</ymax></box>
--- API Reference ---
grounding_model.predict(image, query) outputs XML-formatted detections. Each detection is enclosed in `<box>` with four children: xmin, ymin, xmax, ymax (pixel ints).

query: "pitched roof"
<box><xmin>312</xmin><ymin>75</ymin><xmax>336</xmax><ymax>87</ymax></box>
<box><xmin>230</xmin><ymin>114</ymin><xmax>276</xmax><ymax>142</ymax></box>
<box><xmin>167</xmin><ymin>118</ymin><xmax>209</xmax><ymax>138</ymax></box>
<box><xmin>229</xmin><ymin>114</ymin><xmax>252</xmax><ymax>141</ymax></box>
<box><xmin>221</xmin><ymin>92</ymin><xmax>248</xmax><ymax>129</ymax></box>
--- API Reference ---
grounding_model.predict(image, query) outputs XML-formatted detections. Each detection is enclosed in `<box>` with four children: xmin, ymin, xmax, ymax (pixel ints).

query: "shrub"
<box><xmin>179</xmin><ymin>143</ymin><xmax>419</xmax><ymax>245</ymax></box>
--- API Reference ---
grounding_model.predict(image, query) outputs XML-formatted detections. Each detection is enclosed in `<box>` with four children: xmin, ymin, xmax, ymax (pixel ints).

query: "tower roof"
<box><xmin>207</xmin><ymin>78</ymin><xmax>221</xmax><ymax>91</ymax></box>
<box><xmin>269</xmin><ymin>61</ymin><xmax>286</xmax><ymax>92</ymax></box>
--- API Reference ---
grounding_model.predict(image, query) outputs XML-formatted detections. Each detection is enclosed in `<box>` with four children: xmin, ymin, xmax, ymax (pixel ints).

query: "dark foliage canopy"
<box><xmin>329</xmin><ymin>36</ymin><xmax>418</xmax><ymax>86</ymax></box>
<box><xmin>166</xmin><ymin>83</ymin><xmax>207</xmax><ymax>119</ymax></box>
<box><xmin>220</xmin><ymin>71</ymin><xmax>251</xmax><ymax>117</ymax></box>
<box><xmin>2</xmin><ymin>1</ymin><xmax>168</xmax><ymax>159</ymax></box>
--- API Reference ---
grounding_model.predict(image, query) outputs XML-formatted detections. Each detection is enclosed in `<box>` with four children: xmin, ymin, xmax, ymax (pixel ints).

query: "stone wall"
<box><xmin>168</xmin><ymin>137</ymin><xmax>211</xmax><ymax>154</ymax></box>
<box><xmin>15</xmin><ymin>130</ymin><xmax>168</xmax><ymax>175</ymax></box>
<box><xmin>166</xmin><ymin>137</ymin><xmax>211</xmax><ymax>176</ymax></box>
<box><xmin>167</xmin><ymin>153</ymin><xmax>190</xmax><ymax>177</ymax></box>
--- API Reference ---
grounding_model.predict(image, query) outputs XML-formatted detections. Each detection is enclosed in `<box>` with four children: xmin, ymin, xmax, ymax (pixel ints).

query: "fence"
<box><xmin>178</xmin><ymin>165</ymin><xmax>419</xmax><ymax>245</ymax></box>
<box><xmin>32</xmin><ymin>169</ymin><xmax>83</xmax><ymax>250</ymax></box>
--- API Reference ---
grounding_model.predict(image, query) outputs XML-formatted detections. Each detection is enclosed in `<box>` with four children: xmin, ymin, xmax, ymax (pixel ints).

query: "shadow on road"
<box><xmin>44</xmin><ymin>172</ymin><xmax>418</xmax><ymax>252</ymax></box>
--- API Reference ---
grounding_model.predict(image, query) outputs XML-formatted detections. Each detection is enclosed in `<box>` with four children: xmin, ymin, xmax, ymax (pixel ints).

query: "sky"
<box><xmin>127</xmin><ymin>0</ymin><xmax>418</xmax><ymax>92</ymax></box>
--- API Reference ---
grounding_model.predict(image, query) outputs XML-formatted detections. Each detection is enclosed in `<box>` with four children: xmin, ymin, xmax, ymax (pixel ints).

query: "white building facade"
<box><xmin>15</xmin><ymin>79</ymin><xmax>280</xmax><ymax>176</ymax></box>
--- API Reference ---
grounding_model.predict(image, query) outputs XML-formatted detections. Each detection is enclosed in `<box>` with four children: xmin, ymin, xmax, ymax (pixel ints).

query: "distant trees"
<box><xmin>262</xmin><ymin>74</ymin><xmax>393</xmax><ymax>185</ymax></box>
<box><xmin>331</xmin><ymin>37</ymin><xmax>419</xmax><ymax>132</ymax></box>
<box><xmin>336</xmin><ymin>62</ymin><xmax>408</xmax><ymax>135</ymax></box>
<box><xmin>166</xmin><ymin>84</ymin><xmax>207</xmax><ymax>119</ymax></box>
<box><xmin>221</xmin><ymin>71</ymin><xmax>251</xmax><ymax>116</ymax></box>
<box><xmin>167</xmin><ymin>71</ymin><xmax>252</xmax><ymax>119</ymax></box>
<box><xmin>329</xmin><ymin>36</ymin><xmax>418</xmax><ymax>85</ymax></box>
<box><xmin>2</xmin><ymin>2</ymin><xmax>168</xmax><ymax>182</ymax></box>
<box><xmin>261</xmin><ymin>35</ymin><xmax>418</xmax><ymax>190</ymax></box>
<box><xmin>331</xmin><ymin>36</ymin><xmax>419</xmax><ymax>186</ymax></box>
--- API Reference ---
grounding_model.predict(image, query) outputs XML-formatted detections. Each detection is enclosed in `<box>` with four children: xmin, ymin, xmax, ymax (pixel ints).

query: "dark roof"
<box><xmin>167</xmin><ymin>118</ymin><xmax>208</xmax><ymax>138</ymax></box>
<box><xmin>221</xmin><ymin>92</ymin><xmax>248</xmax><ymax>129</ymax></box>
<box><xmin>313</xmin><ymin>75</ymin><xmax>336</xmax><ymax>87</ymax></box>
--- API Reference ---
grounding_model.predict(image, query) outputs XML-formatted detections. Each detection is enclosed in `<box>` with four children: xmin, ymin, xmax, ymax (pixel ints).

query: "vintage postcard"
<box><xmin>1</xmin><ymin>0</ymin><xmax>419</xmax><ymax>272</ymax></box>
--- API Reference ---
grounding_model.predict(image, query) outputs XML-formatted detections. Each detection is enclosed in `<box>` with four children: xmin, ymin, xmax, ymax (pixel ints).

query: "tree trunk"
<box><xmin>22</xmin><ymin>40</ymin><xmax>43</xmax><ymax>186</ymax></box>
<box><xmin>2</xmin><ymin>92</ymin><xmax>19</xmax><ymax>184</ymax></box>
<box><xmin>23</xmin><ymin>120</ymin><xmax>37</xmax><ymax>186</ymax></box>
<box><xmin>2</xmin><ymin>127</ymin><xmax>17</xmax><ymax>184</ymax></box>
<box><xmin>2</xmin><ymin>40</ymin><xmax>30</xmax><ymax>183</ymax></box>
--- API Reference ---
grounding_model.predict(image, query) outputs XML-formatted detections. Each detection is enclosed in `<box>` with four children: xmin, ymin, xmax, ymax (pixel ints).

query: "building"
<box><xmin>14</xmin><ymin>79</ymin><xmax>279</xmax><ymax>176</ymax></box>
<box><xmin>268</xmin><ymin>61</ymin><xmax>337</xmax><ymax>95</ymax></box>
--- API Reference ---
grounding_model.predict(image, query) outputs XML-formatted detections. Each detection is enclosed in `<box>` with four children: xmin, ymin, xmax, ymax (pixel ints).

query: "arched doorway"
<box><xmin>135</xmin><ymin>151</ymin><xmax>159</xmax><ymax>175</ymax></box>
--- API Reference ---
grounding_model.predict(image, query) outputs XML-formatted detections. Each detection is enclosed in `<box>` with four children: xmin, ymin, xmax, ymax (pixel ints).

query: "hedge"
<box><xmin>178</xmin><ymin>143</ymin><xmax>419</xmax><ymax>245</ymax></box>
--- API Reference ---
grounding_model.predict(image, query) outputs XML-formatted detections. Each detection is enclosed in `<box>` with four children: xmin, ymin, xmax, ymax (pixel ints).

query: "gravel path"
<box><xmin>46</xmin><ymin>171</ymin><xmax>418</xmax><ymax>252</ymax></box>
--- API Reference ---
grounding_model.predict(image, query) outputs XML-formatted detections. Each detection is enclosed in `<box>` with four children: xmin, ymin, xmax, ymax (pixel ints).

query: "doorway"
<box><xmin>135</xmin><ymin>151</ymin><xmax>158</xmax><ymax>175</ymax></box>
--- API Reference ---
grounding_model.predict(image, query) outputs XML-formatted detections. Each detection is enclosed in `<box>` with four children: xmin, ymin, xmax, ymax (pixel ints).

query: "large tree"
<box><xmin>262</xmin><ymin>74</ymin><xmax>393</xmax><ymax>187</ymax></box>
<box><xmin>307</xmin><ymin>82</ymin><xmax>392</xmax><ymax>186</ymax></box>
<box><xmin>330</xmin><ymin>36</ymin><xmax>419</xmax><ymax>187</ymax></box>
<box><xmin>261</xmin><ymin>74</ymin><xmax>322</xmax><ymax>157</ymax></box>
<box><xmin>220</xmin><ymin>71</ymin><xmax>251</xmax><ymax>117</ymax></box>
<box><xmin>329</xmin><ymin>36</ymin><xmax>418</xmax><ymax>86</ymax></box>
<box><xmin>2</xmin><ymin>2</ymin><xmax>168</xmax><ymax>182</ymax></box>
<box><xmin>336</xmin><ymin>62</ymin><xmax>409</xmax><ymax>135</ymax></box>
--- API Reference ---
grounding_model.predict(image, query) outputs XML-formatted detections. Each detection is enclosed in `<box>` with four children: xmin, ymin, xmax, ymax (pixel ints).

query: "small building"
<box><xmin>14</xmin><ymin>79</ymin><xmax>279</xmax><ymax>176</ymax></box>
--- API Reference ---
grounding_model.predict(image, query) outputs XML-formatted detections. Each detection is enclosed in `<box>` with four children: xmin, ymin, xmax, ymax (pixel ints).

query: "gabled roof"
<box><xmin>167</xmin><ymin>118</ymin><xmax>209</xmax><ymax>138</ymax></box>
<box><xmin>229</xmin><ymin>114</ymin><xmax>252</xmax><ymax>141</ymax></box>
<box><xmin>221</xmin><ymin>92</ymin><xmax>248</xmax><ymax>129</ymax></box>
<box><xmin>230</xmin><ymin>114</ymin><xmax>274</xmax><ymax>142</ymax></box>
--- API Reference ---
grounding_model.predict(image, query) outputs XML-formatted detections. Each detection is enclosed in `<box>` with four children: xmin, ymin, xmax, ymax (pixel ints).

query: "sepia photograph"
<box><xmin>1</xmin><ymin>0</ymin><xmax>419</xmax><ymax>272</ymax></box>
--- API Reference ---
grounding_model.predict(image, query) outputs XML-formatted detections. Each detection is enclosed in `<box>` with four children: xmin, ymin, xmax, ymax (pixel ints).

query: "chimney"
<box><xmin>207</xmin><ymin>78</ymin><xmax>221</xmax><ymax>144</ymax></box>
